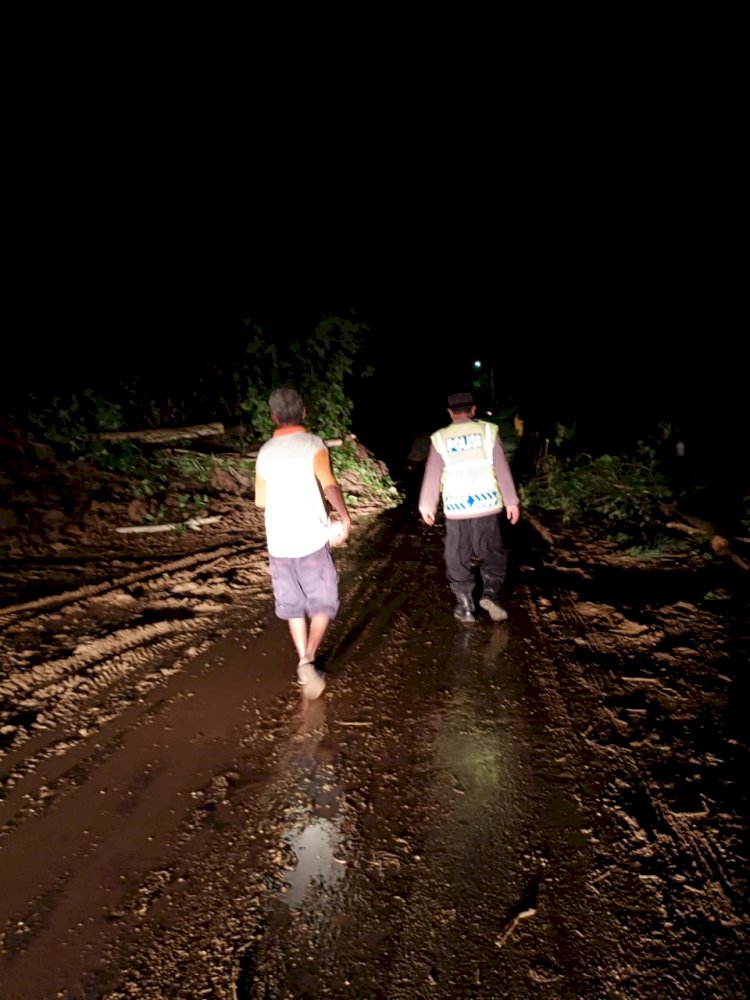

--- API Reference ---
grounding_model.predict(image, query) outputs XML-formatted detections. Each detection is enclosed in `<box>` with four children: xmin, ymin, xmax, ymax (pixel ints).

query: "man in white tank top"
<box><xmin>255</xmin><ymin>387</ymin><xmax>352</xmax><ymax>699</ymax></box>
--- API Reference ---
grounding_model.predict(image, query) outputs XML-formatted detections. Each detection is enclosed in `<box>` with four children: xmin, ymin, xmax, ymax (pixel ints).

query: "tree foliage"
<box><xmin>521</xmin><ymin>445</ymin><xmax>673</xmax><ymax>544</ymax></box>
<box><xmin>235</xmin><ymin>315</ymin><xmax>366</xmax><ymax>441</ymax></box>
<box><xmin>19</xmin><ymin>314</ymin><xmax>370</xmax><ymax>452</ymax></box>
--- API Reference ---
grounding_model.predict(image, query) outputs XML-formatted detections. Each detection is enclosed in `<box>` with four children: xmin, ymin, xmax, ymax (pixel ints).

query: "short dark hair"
<box><xmin>269</xmin><ymin>387</ymin><xmax>304</xmax><ymax>424</ymax></box>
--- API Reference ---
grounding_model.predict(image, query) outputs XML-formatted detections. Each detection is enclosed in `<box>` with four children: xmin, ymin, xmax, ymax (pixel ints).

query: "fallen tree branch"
<box><xmin>116</xmin><ymin>516</ymin><xmax>223</xmax><ymax>535</ymax></box>
<box><xmin>523</xmin><ymin>512</ymin><xmax>555</xmax><ymax>545</ymax></box>
<box><xmin>140</xmin><ymin>432</ymin><xmax>354</xmax><ymax>457</ymax></box>
<box><xmin>665</xmin><ymin>520</ymin><xmax>706</xmax><ymax>537</ymax></box>
<box><xmin>666</xmin><ymin>521</ymin><xmax>749</xmax><ymax>570</ymax></box>
<box><xmin>95</xmin><ymin>423</ymin><xmax>225</xmax><ymax>444</ymax></box>
<box><xmin>495</xmin><ymin>907</ymin><xmax>536</xmax><ymax>948</ymax></box>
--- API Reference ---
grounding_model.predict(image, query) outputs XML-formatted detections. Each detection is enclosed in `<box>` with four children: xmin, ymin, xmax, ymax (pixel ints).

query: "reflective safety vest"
<box><xmin>431</xmin><ymin>419</ymin><xmax>503</xmax><ymax>516</ymax></box>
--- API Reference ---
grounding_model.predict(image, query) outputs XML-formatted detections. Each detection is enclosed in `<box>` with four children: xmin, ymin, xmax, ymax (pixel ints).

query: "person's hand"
<box><xmin>420</xmin><ymin>508</ymin><xmax>436</xmax><ymax>526</ymax></box>
<box><xmin>505</xmin><ymin>504</ymin><xmax>520</xmax><ymax>525</ymax></box>
<box><xmin>328</xmin><ymin>520</ymin><xmax>350</xmax><ymax>547</ymax></box>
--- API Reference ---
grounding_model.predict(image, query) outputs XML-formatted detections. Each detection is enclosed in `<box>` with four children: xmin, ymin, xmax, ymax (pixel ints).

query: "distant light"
<box><xmin>473</xmin><ymin>360</ymin><xmax>482</xmax><ymax>369</ymax></box>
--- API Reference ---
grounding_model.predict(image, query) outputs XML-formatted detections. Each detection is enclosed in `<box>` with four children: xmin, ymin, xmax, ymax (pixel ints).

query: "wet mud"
<box><xmin>0</xmin><ymin>502</ymin><xmax>747</xmax><ymax>998</ymax></box>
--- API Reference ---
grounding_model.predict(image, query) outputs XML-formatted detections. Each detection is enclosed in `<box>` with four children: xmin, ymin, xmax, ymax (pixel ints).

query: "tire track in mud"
<box><xmin>528</xmin><ymin>583</ymin><xmax>748</xmax><ymax>995</ymax></box>
<box><xmin>0</xmin><ymin>539</ymin><xmax>266</xmax><ymax>620</ymax></box>
<box><xmin>0</xmin><ymin>540</ymin><xmax>274</xmax><ymax>792</ymax></box>
<box><xmin>0</xmin><ymin>514</ymin><xmax>388</xmax><ymax>815</ymax></box>
<box><xmin>327</xmin><ymin>515</ymin><xmax>434</xmax><ymax>667</ymax></box>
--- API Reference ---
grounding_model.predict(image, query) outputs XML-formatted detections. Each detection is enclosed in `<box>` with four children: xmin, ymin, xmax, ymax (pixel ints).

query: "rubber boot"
<box><xmin>453</xmin><ymin>592</ymin><xmax>475</xmax><ymax>623</ymax></box>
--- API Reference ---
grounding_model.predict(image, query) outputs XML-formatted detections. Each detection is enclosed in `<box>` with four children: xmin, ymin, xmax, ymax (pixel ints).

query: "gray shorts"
<box><xmin>268</xmin><ymin>544</ymin><xmax>340</xmax><ymax>620</ymax></box>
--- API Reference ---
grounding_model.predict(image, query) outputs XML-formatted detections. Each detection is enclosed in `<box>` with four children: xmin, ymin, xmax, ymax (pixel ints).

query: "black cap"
<box><xmin>447</xmin><ymin>391</ymin><xmax>474</xmax><ymax>408</ymax></box>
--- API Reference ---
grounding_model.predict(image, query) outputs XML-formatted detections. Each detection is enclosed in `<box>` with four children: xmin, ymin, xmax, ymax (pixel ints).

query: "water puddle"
<box><xmin>279</xmin><ymin>816</ymin><xmax>344</xmax><ymax>909</ymax></box>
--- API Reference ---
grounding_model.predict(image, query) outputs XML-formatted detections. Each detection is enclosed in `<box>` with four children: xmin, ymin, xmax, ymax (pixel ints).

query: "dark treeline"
<box><xmin>3</xmin><ymin>304</ymin><xmax>746</xmax><ymax>535</ymax></box>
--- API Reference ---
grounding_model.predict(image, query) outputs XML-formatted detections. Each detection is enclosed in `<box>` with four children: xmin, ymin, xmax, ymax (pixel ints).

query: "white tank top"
<box><xmin>256</xmin><ymin>431</ymin><xmax>330</xmax><ymax>557</ymax></box>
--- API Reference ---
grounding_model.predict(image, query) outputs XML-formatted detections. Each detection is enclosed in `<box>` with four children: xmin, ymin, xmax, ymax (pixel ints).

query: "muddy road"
<box><xmin>0</xmin><ymin>500</ymin><xmax>747</xmax><ymax>999</ymax></box>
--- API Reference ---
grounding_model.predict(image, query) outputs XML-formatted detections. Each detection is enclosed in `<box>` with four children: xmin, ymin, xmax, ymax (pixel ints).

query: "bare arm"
<box><xmin>323</xmin><ymin>484</ymin><xmax>351</xmax><ymax>524</ymax></box>
<box><xmin>254</xmin><ymin>471</ymin><xmax>266</xmax><ymax>508</ymax></box>
<box><xmin>315</xmin><ymin>447</ymin><xmax>352</xmax><ymax>544</ymax></box>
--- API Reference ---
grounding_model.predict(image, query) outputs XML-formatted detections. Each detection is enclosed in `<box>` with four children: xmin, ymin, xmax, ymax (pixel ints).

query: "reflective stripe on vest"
<box><xmin>444</xmin><ymin>490</ymin><xmax>500</xmax><ymax>513</ymax></box>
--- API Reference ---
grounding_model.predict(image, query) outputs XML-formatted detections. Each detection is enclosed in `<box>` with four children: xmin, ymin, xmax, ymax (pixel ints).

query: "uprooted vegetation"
<box><xmin>514</xmin><ymin>418</ymin><xmax>749</xmax><ymax>573</ymax></box>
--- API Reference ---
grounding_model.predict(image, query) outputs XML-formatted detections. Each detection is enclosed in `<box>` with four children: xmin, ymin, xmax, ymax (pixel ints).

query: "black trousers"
<box><xmin>444</xmin><ymin>514</ymin><xmax>507</xmax><ymax>600</ymax></box>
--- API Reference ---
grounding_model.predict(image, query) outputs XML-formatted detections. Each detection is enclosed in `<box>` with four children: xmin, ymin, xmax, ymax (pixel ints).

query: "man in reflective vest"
<box><xmin>418</xmin><ymin>391</ymin><xmax>521</xmax><ymax>622</ymax></box>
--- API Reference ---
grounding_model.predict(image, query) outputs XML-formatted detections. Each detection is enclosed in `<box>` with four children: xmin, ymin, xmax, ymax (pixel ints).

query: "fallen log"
<box><xmin>98</xmin><ymin>428</ymin><xmax>351</xmax><ymax>453</ymax></box>
<box><xmin>95</xmin><ymin>423</ymin><xmax>225</xmax><ymax>444</ymax></box>
<box><xmin>666</xmin><ymin>520</ymin><xmax>748</xmax><ymax>570</ymax></box>
<box><xmin>116</xmin><ymin>516</ymin><xmax>223</xmax><ymax>534</ymax></box>
<box><xmin>524</xmin><ymin>512</ymin><xmax>555</xmax><ymax>545</ymax></box>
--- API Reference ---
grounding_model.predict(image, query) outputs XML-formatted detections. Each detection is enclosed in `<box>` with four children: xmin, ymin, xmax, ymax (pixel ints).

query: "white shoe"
<box><xmin>479</xmin><ymin>596</ymin><xmax>508</xmax><ymax>622</ymax></box>
<box><xmin>297</xmin><ymin>661</ymin><xmax>326</xmax><ymax>700</ymax></box>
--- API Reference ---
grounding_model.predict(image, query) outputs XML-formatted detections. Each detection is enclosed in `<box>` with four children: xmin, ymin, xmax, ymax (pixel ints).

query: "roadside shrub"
<box><xmin>26</xmin><ymin>390</ymin><xmax>125</xmax><ymax>458</ymax></box>
<box><xmin>521</xmin><ymin>445</ymin><xmax>673</xmax><ymax>543</ymax></box>
<box><xmin>94</xmin><ymin>440</ymin><xmax>148</xmax><ymax>474</ymax></box>
<box><xmin>330</xmin><ymin>440</ymin><xmax>402</xmax><ymax>507</ymax></box>
<box><xmin>237</xmin><ymin>315</ymin><xmax>368</xmax><ymax>441</ymax></box>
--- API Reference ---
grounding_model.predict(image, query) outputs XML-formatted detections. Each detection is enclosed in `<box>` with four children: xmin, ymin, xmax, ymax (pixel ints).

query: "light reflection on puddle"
<box><xmin>279</xmin><ymin>818</ymin><xmax>344</xmax><ymax>909</ymax></box>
